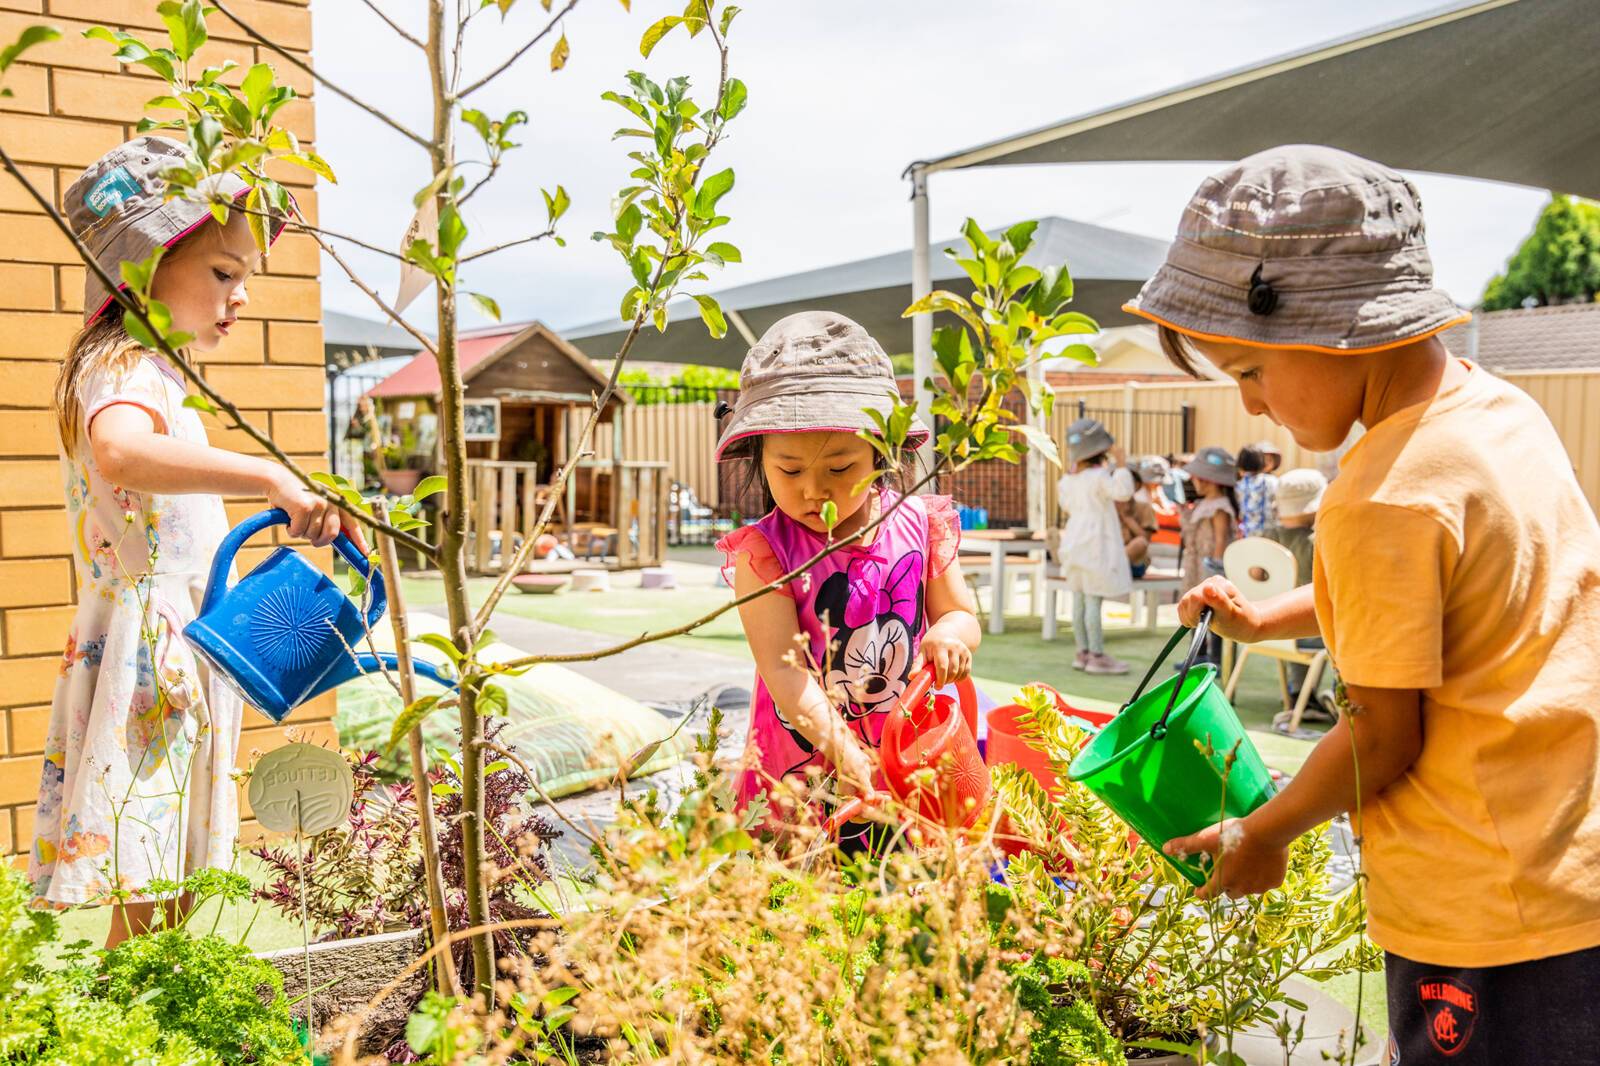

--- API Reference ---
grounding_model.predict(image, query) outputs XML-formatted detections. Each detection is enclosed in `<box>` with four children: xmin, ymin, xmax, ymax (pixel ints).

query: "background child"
<box><xmin>1178</xmin><ymin>446</ymin><xmax>1236</xmax><ymax>668</ymax></box>
<box><xmin>31</xmin><ymin>138</ymin><xmax>356</xmax><ymax>947</ymax></box>
<box><xmin>714</xmin><ymin>311</ymin><xmax>980</xmax><ymax>846</ymax></box>
<box><xmin>1056</xmin><ymin>418</ymin><xmax>1134</xmax><ymax>675</ymax></box>
<box><xmin>1234</xmin><ymin>444</ymin><xmax>1278</xmax><ymax>537</ymax></box>
<box><xmin>1130</xmin><ymin>144</ymin><xmax>1600</xmax><ymax>1064</ymax></box>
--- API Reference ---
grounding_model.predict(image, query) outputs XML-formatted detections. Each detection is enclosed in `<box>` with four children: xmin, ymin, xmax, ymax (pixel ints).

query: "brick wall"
<box><xmin>0</xmin><ymin>0</ymin><xmax>335</xmax><ymax>863</ymax></box>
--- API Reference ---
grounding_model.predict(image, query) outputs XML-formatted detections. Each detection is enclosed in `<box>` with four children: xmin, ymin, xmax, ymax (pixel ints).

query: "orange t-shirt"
<box><xmin>1314</xmin><ymin>363</ymin><xmax>1600</xmax><ymax>967</ymax></box>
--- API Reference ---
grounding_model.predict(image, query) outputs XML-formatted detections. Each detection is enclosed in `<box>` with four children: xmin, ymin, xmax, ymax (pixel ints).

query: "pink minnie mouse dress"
<box><xmin>717</xmin><ymin>489</ymin><xmax>960</xmax><ymax>830</ymax></box>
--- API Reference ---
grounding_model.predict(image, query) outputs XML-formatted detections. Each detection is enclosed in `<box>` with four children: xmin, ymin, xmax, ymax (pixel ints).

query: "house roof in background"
<box><xmin>365</xmin><ymin>321</ymin><xmax>616</xmax><ymax>400</ymax></box>
<box><xmin>563</xmin><ymin>216</ymin><xmax>1171</xmax><ymax>368</ymax></box>
<box><xmin>324</xmin><ymin>309</ymin><xmax>430</xmax><ymax>352</ymax></box>
<box><xmin>1443</xmin><ymin>303</ymin><xmax>1600</xmax><ymax>372</ymax></box>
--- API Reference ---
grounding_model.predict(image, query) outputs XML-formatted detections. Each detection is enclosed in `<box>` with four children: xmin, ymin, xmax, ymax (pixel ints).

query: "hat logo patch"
<box><xmin>1416</xmin><ymin>976</ymin><xmax>1477</xmax><ymax>1056</ymax></box>
<box><xmin>85</xmin><ymin>166</ymin><xmax>142</xmax><ymax>218</ymax></box>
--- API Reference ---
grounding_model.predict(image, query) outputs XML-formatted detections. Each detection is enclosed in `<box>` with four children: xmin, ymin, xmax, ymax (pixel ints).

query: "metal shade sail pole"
<box><xmin>909</xmin><ymin>165</ymin><xmax>934</xmax><ymax>475</ymax></box>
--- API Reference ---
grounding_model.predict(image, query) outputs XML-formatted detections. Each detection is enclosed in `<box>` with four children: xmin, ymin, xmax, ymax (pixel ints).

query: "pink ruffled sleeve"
<box><xmin>716</xmin><ymin>525</ymin><xmax>794</xmax><ymax>598</ymax></box>
<box><xmin>923</xmin><ymin>494</ymin><xmax>961</xmax><ymax>579</ymax></box>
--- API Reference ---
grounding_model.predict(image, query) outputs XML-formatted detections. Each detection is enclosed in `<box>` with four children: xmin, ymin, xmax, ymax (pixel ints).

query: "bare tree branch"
<box><xmin>359</xmin><ymin>0</ymin><xmax>427</xmax><ymax>50</ymax></box>
<box><xmin>0</xmin><ymin>144</ymin><xmax>436</xmax><ymax>557</ymax></box>
<box><xmin>228</xmin><ymin>200</ymin><xmax>410</xmax><ymax>263</ymax></box>
<box><xmin>492</xmin><ymin>462</ymin><xmax>949</xmax><ymax>673</ymax></box>
<box><xmin>210</xmin><ymin>0</ymin><xmax>432</xmax><ymax>150</ymax></box>
<box><xmin>312</xmin><ymin>228</ymin><xmax>440</xmax><ymax>358</ymax></box>
<box><xmin>458</xmin><ymin>226</ymin><xmax>555</xmax><ymax>263</ymax></box>
<box><xmin>455</xmin><ymin>0</ymin><xmax>582</xmax><ymax>100</ymax></box>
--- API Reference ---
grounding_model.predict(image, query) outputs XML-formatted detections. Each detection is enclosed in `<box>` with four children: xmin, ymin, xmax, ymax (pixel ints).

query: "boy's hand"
<box><xmin>1164</xmin><ymin>818</ymin><xmax>1288</xmax><ymax>900</ymax></box>
<box><xmin>1178</xmin><ymin>576</ymin><xmax>1263</xmax><ymax>643</ymax></box>
<box><xmin>915</xmin><ymin>630</ymin><xmax>972</xmax><ymax>688</ymax></box>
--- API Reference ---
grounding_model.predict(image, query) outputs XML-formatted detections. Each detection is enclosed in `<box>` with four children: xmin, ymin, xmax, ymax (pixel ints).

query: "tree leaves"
<box><xmin>549</xmin><ymin>32</ymin><xmax>570</xmax><ymax>71</ymax></box>
<box><xmin>692</xmin><ymin>294</ymin><xmax>726</xmax><ymax>338</ymax></box>
<box><xmin>0</xmin><ymin>26</ymin><xmax>60</xmax><ymax>95</ymax></box>
<box><xmin>467</xmin><ymin>291</ymin><xmax>502</xmax><ymax>321</ymax></box>
<box><xmin>155</xmin><ymin>0</ymin><xmax>207</xmax><ymax>63</ymax></box>
<box><xmin>640</xmin><ymin>16</ymin><xmax>680</xmax><ymax>58</ymax></box>
<box><xmin>387</xmin><ymin>694</ymin><xmax>441</xmax><ymax>753</ymax></box>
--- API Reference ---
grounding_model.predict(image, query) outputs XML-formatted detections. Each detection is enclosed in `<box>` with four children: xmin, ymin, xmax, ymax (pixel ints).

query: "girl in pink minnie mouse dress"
<box><xmin>713</xmin><ymin>312</ymin><xmax>981</xmax><ymax>847</ymax></box>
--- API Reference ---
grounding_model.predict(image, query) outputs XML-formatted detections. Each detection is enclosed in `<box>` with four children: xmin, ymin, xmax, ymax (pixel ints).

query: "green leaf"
<box><xmin>460</xmin><ymin>107</ymin><xmax>492</xmax><ymax>142</ymax></box>
<box><xmin>692</xmin><ymin>294</ymin><xmax>726</xmax><ymax>338</ymax></box>
<box><xmin>694</xmin><ymin>167</ymin><xmax>734</xmax><ymax>219</ymax></box>
<box><xmin>1002</xmin><ymin>219</ymin><xmax>1038</xmax><ymax>254</ymax></box>
<box><xmin>542</xmin><ymin>184</ymin><xmax>570</xmax><ymax>225</ymax></box>
<box><xmin>819</xmin><ymin>500</ymin><xmax>838</xmax><ymax>532</ymax></box>
<box><xmin>717</xmin><ymin>77</ymin><xmax>747</xmax><ymax>122</ymax></box>
<box><xmin>156</xmin><ymin>0</ymin><xmax>208</xmax><ymax>63</ymax></box>
<box><xmin>414</xmin><ymin>633</ymin><xmax>464</xmax><ymax>664</ymax></box>
<box><xmin>240</xmin><ymin>62</ymin><xmax>274</xmax><ymax>123</ymax></box>
<box><xmin>1007</xmin><ymin>422</ymin><xmax>1060</xmax><ymax>468</ymax></box>
<box><xmin>719</xmin><ymin>4</ymin><xmax>741</xmax><ymax>34</ymax></box>
<box><xmin>244</xmin><ymin>183</ymin><xmax>269</xmax><ymax>255</ymax></box>
<box><xmin>704</xmin><ymin>240</ymin><xmax>741</xmax><ymax>264</ymax></box>
<box><xmin>387</xmin><ymin>694</ymin><xmax>441</xmax><ymax>752</ymax></box>
<box><xmin>483</xmin><ymin>759</ymin><xmax>510</xmax><ymax>775</ymax></box>
<box><xmin>616</xmin><ymin>202</ymin><xmax>642</xmax><ymax>244</ymax></box>
<box><xmin>436</xmin><ymin>202</ymin><xmax>467</xmax><ymax>260</ymax></box>
<box><xmin>0</xmin><ymin>25</ymin><xmax>61</xmax><ymax>74</ymax></box>
<box><xmin>123</xmin><ymin>309</ymin><xmax>160</xmax><ymax>350</ymax></box>
<box><xmin>1057</xmin><ymin>342</ymin><xmax>1098</xmax><ymax>366</ymax></box>
<box><xmin>276</xmin><ymin>151</ymin><xmax>337</xmax><ymax>183</ymax></box>
<box><xmin>477</xmin><ymin>683</ymin><xmax>508</xmax><ymax>717</ymax></box>
<box><xmin>405</xmin><ymin>1010</ymin><xmax>444</xmax><ymax>1055</ymax></box>
<box><xmin>181</xmin><ymin>394</ymin><xmax>216</xmax><ymax>414</ymax></box>
<box><xmin>639</xmin><ymin>15</ymin><xmax>680</xmax><ymax>57</ymax></box>
<box><xmin>467</xmin><ymin>291</ymin><xmax>502</xmax><ymax>321</ymax></box>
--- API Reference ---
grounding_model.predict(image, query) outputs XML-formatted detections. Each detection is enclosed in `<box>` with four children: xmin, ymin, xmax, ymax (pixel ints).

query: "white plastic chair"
<box><xmin>1220</xmin><ymin>537</ymin><xmax>1330</xmax><ymax>731</ymax></box>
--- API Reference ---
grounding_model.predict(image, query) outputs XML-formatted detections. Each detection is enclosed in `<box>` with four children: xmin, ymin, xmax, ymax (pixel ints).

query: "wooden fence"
<box><xmin>614</xmin><ymin>370</ymin><xmax>1600</xmax><ymax>525</ymax></box>
<box><xmin>464</xmin><ymin>458</ymin><xmax>670</xmax><ymax>572</ymax></box>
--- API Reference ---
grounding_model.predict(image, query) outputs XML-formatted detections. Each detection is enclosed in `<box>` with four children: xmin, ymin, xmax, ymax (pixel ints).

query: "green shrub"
<box><xmin>1007</xmin><ymin>954</ymin><xmax>1126</xmax><ymax>1066</ymax></box>
<box><xmin>99</xmin><ymin>930</ymin><xmax>302</xmax><ymax>1066</ymax></box>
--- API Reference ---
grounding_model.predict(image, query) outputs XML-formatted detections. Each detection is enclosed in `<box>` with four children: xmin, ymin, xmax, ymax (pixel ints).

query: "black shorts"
<box><xmin>1384</xmin><ymin>944</ymin><xmax>1600</xmax><ymax>1064</ymax></box>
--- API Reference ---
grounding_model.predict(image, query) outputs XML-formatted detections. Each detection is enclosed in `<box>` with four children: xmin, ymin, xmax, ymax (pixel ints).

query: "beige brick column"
<box><xmin>0</xmin><ymin>0</ymin><xmax>335</xmax><ymax>863</ymax></box>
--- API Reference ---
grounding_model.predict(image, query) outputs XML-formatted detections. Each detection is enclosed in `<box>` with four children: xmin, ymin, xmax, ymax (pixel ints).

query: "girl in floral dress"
<box><xmin>31</xmin><ymin>137</ymin><xmax>353</xmax><ymax>947</ymax></box>
<box><xmin>714</xmin><ymin>311</ymin><xmax>981</xmax><ymax>850</ymax></box>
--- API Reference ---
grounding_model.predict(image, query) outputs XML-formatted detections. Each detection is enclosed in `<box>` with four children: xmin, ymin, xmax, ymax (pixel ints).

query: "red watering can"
<box><xmin>826</xmin><ymin>667</ymin><xmax>986</xmax><ymax>835</ymax></box>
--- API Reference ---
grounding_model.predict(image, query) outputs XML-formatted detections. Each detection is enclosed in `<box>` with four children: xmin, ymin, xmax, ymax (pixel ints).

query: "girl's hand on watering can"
<box><xmin>1177</xmin><ymin>576</ymin><xmax>1262</xmax><ymax>643</ymax></box>
<box><xmin>914</xmin><ymin>631</ymin><xmax>972</xmax><ymax>687</ymax></box>
<box><xmin>267</xmin><ymin>469</ymin><xmax>344</xmax><ymax>548</ymax></box>
<box><xmin>1163</xmin><ymin>819</ymin><xmax>1288</xmax><ymax>900</ymax></box>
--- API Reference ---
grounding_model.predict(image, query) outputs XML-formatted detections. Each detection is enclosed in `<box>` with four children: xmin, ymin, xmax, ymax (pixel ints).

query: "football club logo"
<box><xmin>1417</xmin><ymin>976</ymin><xmax>1478</xmax><ymax>1056</ymax></box>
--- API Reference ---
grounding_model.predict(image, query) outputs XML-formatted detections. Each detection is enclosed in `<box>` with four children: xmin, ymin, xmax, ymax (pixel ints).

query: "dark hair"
<box><xmin>1237</xmin><ymin>445</ymin><xmax>1265</xmax><ymax>475</ymax></box>
<box><xmin>1158</xmin><ymin>325</ymin><xmax>1207</xmax><ymax>378</ymax></box>
<box><xmin>731</xmin><ymin>433</ymin><xmax>912</xmax><ymax>517</ymax></box>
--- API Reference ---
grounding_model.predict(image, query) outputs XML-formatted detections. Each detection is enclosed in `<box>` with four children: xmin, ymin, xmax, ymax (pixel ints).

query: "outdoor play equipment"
<box><xmin>1068</xmin><ymin>610</ymin><xmax>1278</xmax><ymax>886</ymax></box>
<box><xmin>183</xmin><ymin>508</ymin><xmax>453</xmax><ymax>723</ymax></box>
<box><xmin>826</xmin><ymin>667</ymin><xmax>984</xmax><ymax>834</ymax></box>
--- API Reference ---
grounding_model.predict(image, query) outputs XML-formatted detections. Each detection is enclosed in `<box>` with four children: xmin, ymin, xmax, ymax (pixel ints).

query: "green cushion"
<box><xmin>335</xmin><ymin>612</ymin><xmax>691</xmax><ymax>797</ymax></box>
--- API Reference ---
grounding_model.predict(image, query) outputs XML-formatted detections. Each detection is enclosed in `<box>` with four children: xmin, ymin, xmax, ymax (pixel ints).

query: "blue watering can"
<box><xmin>184</xmin><ymin>508</ymin><xmax>452</xmax><ymax>723</ymax></box>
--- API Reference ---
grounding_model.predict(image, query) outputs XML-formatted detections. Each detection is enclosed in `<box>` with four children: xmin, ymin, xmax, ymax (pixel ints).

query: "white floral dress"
<box><xmin>28</xmin><ymin>353</ymin><xmax>241</xmax><ymax>906</ymax></box>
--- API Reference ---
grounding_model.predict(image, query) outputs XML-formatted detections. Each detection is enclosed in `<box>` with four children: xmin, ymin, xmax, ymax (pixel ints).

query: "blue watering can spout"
<box><xmin>183</xmin><ymin>509</ymin><xmax>454</xmax><ymax>722</ymax></box>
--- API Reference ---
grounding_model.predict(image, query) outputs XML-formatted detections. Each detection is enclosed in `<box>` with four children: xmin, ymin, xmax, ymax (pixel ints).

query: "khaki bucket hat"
<box><xmin>714</xmin><ymin>311</ymin><xmax>929</xmax><ymax>461</ymax></box>
<box><xmin>64</xmin><ymin>136</ymin><xmax>291</xmax><ymax>324</ymax></box>
<box><xmin>1065</xmin><ymin>417</ymin><xmax>1114</xmax><ymax>466</ymax></box>
<box><xmin>1182</xmin><ymin>446</ymin><xmax>1238</xmax><ymax>487</ymax></box>
<box><xmin>1124</xmin><ymin>145</ymin><xmax>1468</xmax><ymax>354</ymax></box>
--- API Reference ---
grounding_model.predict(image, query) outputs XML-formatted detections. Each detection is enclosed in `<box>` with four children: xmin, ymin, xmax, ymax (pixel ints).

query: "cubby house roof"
<box><xmin>365</xmin><ymin>320</ymin><xmax>624</xmax><ymax>404</ymax></box>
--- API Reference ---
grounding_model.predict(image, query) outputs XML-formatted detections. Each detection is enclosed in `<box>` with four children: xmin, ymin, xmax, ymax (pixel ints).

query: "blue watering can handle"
<box><xmin>201</xmin><ymin>508</ymin><xmax>384</xmax><ymax>627</ymax></box>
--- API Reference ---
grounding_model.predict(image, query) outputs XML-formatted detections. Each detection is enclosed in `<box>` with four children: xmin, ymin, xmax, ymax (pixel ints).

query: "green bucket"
<box><xmin>1067</xmin><ymin>612</ymin><xmax>1277</xmax><ymax>886</ymax></box>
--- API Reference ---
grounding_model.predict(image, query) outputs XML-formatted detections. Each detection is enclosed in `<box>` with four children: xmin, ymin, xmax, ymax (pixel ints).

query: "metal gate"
<box><xmin>326</xmin><ymin>363</ymin><xmax>393</xmax><ymax>486</ymax></box>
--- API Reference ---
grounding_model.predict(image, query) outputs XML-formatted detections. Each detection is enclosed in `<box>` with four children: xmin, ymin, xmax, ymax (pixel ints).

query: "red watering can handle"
<box><xmin>824</xmin><ymin>668</ymin><xmax>979</xmax><ymax>837</ymax></box>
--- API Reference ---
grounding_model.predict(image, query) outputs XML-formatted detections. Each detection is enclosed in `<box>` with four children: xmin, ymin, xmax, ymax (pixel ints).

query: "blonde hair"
<box><xmin>53</xmin><ymin>219</ymin><xmax>225</xmax><ymax>455</ymax></box>
<box><xmin>54</xmin><ymin>315</ymin><xmax>147</xmax><ymax>456</ymax></box>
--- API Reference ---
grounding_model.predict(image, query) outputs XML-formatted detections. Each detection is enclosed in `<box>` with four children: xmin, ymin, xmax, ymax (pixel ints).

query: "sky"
<box><xmin>310</xmin><ymin>1</ymin><xmax>1549</xmax><ymax>339</ymax></box>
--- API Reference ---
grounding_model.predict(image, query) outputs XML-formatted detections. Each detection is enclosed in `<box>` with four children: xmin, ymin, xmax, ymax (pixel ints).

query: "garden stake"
<box><xmin>295</xmin><ymin>792</ymin><xmax>315</xmax><ymax>1049</ymax></box>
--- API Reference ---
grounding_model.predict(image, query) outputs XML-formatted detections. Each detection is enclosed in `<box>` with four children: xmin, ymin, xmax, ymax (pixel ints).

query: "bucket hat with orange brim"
<box><xmin>715</xmin><ymin>311</ymin><xmax>929</xmax><ymax>461</ymax></box>
<box><xmin>1123</xmin><ymin>144</ymin><xmax>1468</xmax><ymax>355</ymax></box>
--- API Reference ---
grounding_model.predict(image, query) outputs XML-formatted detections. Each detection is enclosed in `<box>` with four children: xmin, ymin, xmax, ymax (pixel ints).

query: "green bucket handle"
<box><xmin>1120</xmin><ymin>608</ymin><xmax>1214</xmax><ymax>741</ymax></box>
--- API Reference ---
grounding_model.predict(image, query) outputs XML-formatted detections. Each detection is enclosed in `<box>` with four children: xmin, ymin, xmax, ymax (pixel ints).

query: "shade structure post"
<box><xmin>910</xmin><ymin>166</ymin><xmax>934</xmax><ymax>474</ymax></box>
<box><xmin>1027</xmin><ymin>353</ymin><xmax>1047</xmax><ymax>533</ymax></box>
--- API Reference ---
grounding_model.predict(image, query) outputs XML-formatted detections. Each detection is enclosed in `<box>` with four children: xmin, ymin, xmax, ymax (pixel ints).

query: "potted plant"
<box><xmin>991</xmin><ymin>685</ymin><xmax>1381</xmax><ymax>1064</ymax></box>
<box><xmin>377</xmin><ymin>425</ymin><xmax>429</xmax><ymax>495</ymax></box>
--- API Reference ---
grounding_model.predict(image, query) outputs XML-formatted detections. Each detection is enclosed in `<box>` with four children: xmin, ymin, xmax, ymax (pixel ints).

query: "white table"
<box><xmin>958</xmin><ymin>530</ymin><xmax>1047</xmax><ymax>635</ymax></box>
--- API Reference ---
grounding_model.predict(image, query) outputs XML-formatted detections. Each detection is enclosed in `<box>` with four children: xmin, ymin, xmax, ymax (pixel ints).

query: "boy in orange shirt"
<box><xmin>1128</xmin><ymin>145</ymin><xmax>1600</xmax><ymax>1065</ymax></box>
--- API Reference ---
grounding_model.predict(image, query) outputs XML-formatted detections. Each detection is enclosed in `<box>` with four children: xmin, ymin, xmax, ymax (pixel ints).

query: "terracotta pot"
<box><xmin>378</xmin><ymin>468</ymin><xmax>424</xmax><ymax>495</ymax></box>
